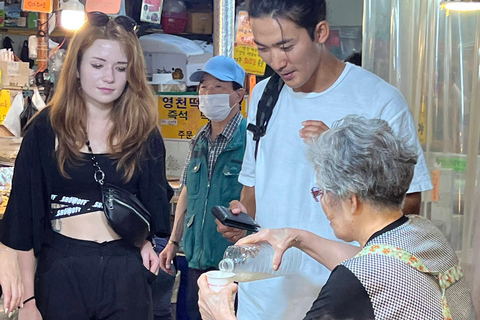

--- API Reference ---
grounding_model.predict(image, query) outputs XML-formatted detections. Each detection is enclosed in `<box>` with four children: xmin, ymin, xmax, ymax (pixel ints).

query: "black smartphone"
<box><xmin>211</xmin><ymin>205</ymin><xmax>261</xmax><ymax>232</ymax></box>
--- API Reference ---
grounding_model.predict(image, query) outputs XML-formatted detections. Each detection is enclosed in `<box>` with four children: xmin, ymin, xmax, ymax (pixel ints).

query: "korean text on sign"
<box><xmin>234</xmin><ymin>45</ymin><xmax>266</xmax><ymax>76</ymax></box>
<box><xmin>158</xmin><ymin>96</ymin><xmax>208</xmax><ymax>139</ymax></box>
<box><xmin>23</xmin><ymin>0</ymin><xmax>53</xmax><ymax>13</ymax></box>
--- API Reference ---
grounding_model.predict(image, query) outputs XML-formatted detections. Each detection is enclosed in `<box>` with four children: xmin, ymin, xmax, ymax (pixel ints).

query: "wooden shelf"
<box><xmin>0</xmin><ymin>26</ymin><xmax>73</xmax><ymax>37</ymax></box>
<box><xmin>0</xmin><ymin>27</ymin><xmax>38</xmax><ymax>36</ymax></box>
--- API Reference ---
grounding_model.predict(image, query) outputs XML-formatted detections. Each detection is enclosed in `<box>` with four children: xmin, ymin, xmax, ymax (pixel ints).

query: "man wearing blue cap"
<box><xmin>159</xmin><ymin>55</ymin><xmax>246</xmax><ymax>320</ymax></box>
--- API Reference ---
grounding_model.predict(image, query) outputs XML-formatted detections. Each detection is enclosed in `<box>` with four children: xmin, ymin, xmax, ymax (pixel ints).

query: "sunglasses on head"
<box><xmin>87</xmin><ymin>11</ymin><xmax>138</xmax><ymax>32</ymax></box>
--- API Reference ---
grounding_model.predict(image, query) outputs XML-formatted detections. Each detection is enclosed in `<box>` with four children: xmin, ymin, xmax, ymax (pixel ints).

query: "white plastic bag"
<box><xmin>3</xmin><ymin>93</ymin><xmax>24</xmax><ymax>137</ymax></box>
<box><xmin>32</xmin><ymin>88</ymin><xmax>46</xmax><ymax>111</ymax></box>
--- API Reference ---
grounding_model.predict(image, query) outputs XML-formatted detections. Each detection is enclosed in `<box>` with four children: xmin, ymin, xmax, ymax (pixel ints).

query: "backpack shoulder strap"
<box><xmin>246</xmin><ymin>73</ymin><xmax>284</xmax><ymax>160</ymax></box>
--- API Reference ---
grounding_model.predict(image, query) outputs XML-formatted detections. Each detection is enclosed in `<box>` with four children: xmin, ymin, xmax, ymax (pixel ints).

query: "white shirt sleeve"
<box><xmin>375</xmin><ymin>87</ymin><xmax>433</xmax><ymax>193</ymax></box>
<box><xmin>238</xmin><ymin>79</ymin><xmax>269</xmax><ymax>187</ymax></box>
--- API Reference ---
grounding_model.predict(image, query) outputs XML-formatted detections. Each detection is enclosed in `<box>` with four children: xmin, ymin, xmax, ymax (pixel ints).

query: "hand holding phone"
<box><xmin>211</xmin><ymin>205</ymin><xmax>261</xmax><ymax>232</ymax></box>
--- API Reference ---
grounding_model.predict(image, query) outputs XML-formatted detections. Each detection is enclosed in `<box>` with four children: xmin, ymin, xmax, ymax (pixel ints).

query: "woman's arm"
<box><xmin>293</xmin><ymin>229</ymin><xmax>361</xmax><ymax>270</ymax></box>
<box><xmin>140</xmin><ymin>130</ymin><xmax>173</xmax><ymax>238</ymax></box>
<box><xmin>0</xmin><ymin>110</ymin><xmax>48</xmax><ymax>319</ymax></box>
<box><xmin>0</xmin><ymin>243</ymin><xmax>23</xmax><ymax>314</ymax></box>
<box><xmin>237</xmin><ymin>228</ymin><xmax>361</xmax><ymax>271</ymax></box>
<box><xmin>17</xmin><ymin>249</ymin><xmax>42</xmax><ymax>320</ymax></box>
<box><xmin>159</xmin><ymin>186</ymin><xmax>187</xmax><ymax>275</ymax></box>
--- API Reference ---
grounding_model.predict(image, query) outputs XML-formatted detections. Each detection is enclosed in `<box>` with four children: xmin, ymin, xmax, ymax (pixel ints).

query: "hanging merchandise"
<box><xmin>19</xmin><ymin>96</ymin><xmax>37</xmax><ymax>136</ymax></box>
<box><xmin>19</xmin><ymin>88</ymin><xmax>46</xmax><ymax>136</ymax></box>
<box><xmin>3</xmin><ymin>88</ymin><xmax>46</xmax><ymax>137</ymax></box>
<box><xmin>86</xmin><ymin>0</ymin><xmax>122</xmax><ymax>15</ymax></box>
<box><xmin>32</xmin><ymin>88</ymin><xmax>46</xmax><ymax>111</ymax></box>
<box><xmin>28</xmin><ymin>35</ymin><xmax>38</xmax><ymax>59</ymax></box>
<box><xmin>3</xmin><ymin>92</ymin><xmax>23</xmax><ymax>137</ymax></box>
<box><xmin>20</xmin><ymin>40</ymin><xmax>34</xmax><ymax>68</ymax></box>
<box><xmin>2</xmin><ymin>37</ymin><xmax>14</xmax><ymax>53</ymax></box>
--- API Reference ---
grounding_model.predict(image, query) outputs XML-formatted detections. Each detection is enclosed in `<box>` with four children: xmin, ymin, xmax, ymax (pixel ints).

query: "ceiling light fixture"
<box><xmin>61</xmin><ymin>0</ymin><xmax>86</xmax><ymax>30</ymax></box>
<box><xmin>441</xmin><ymin>0</ymin><xmax>480</xmax><ymax>11</ymax></box>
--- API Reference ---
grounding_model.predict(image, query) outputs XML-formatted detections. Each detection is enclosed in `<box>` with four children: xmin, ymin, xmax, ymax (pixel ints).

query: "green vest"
<box><xmin>183</xmin><ymin>119</ymin><xmax>246</xmax><ymax>270</ymax></box>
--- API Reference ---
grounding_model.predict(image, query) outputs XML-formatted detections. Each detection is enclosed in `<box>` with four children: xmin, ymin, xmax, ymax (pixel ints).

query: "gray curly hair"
<box><xmin>307</xmin><ymin>115</ymin><xmax>418</xmax><ymax>209</ymax></box>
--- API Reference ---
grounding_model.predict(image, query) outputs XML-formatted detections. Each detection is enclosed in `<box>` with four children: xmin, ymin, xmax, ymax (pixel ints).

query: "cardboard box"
<box><xmin>0</xmin><ymin>125</ymin><xmax>14</xmax><ymax>136</ymax></box>
<box><xmin>185</xmin><ymin>11</ymin><xmax>212</xmax><ymax>34</ymax></box>
<box><xmin>0</xmin><ymin>61</ymin><xmax>29</xmax><ymax>87</ymax></box>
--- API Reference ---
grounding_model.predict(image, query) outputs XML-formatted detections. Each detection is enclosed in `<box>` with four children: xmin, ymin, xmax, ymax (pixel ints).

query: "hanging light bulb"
<box><xmin>441</xmin><ymin>0</ymin><xmax>480</xmax><ymax>11</ymax></box>
<box><xmin>61</xmin><ymin>0</ymin><xmax>86</xmax><ymax>30</ymax></box>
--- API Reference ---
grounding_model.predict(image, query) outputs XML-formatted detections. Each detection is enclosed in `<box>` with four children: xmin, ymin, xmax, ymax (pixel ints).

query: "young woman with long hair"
<box><xmin>0</xmin><ymin>13</ymin><xmax>172</xmax><ymax>320</ymax></box>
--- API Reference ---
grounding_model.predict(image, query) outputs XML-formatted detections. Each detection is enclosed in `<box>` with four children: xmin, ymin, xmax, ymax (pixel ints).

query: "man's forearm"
<box><xmin>403</xmin><ymin>192</ymin><xmax>421</xmax><ymax>215</ymax></box>
<box><xmin>170</xmin><ymin>186</ymin><xmax>188</xmax><ymax>242</ymax></box>
<box><xmin>240</xmin><ymin>186</ymin><xmax>256</xmax><ymax>218</ymax></box>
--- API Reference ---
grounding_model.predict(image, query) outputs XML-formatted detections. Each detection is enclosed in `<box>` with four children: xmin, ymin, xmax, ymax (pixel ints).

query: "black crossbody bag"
<box><xmin>246</xmin><ymin>73</ymin><xmax>285</xmax><ymax>160</ymax></box>
<box><xmin>87</xmin><ymin>140</ymin><xmax>151</xmax><ymax>247</ymax></box>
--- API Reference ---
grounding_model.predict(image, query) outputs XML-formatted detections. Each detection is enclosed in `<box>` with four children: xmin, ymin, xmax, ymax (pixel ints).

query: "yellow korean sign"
<box><xmin>236</xmin><ymin>11</ymin><xmax>255</xmax><ymax>47</ymax></box>
<box><xmin>158</xmin><ymin>95</ymin><xmax>247</xmax><ymax>140</ymax></box>
<box><xmin>0</xmin><ymin>90</ymin><xmax>11</xmax><ymax>126</ymax></box>
<box><xmin>234</xmin><ymin>45</ymin><xmax>266</xmax><ymax>76</ymax></box>
<box><xmin>234</xmin><ymin>11</ymin><xmax>266</xmax><ymax>76</ymax></box>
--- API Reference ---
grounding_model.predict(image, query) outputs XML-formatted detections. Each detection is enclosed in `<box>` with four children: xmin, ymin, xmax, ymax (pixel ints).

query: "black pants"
<box><xmin>152</xmin><ymin>237</ymin><xmax>176</xmax><ymax>320</ymax></box>
<box><xmin>186</xmin><ymin>267</ymin><xmax>216</xmax><ymax>320</ymax></box>
<box><xmin>35</xmin><ymin>232</ymin><xmax>156</xmax><ymax>320</ymax></box>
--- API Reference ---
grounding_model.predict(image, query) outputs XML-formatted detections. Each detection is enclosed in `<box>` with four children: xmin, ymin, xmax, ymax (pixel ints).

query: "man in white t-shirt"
<box><xmin>216</xmin><ymin>0</ymin><xmax>432</xmax><ymax>319</ymax></box>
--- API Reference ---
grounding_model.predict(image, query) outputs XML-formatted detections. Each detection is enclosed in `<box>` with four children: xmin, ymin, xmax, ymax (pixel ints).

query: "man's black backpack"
<box><xmin>246</xmin><ymin>73</ymin><xmax>285</xmax><ymax>159</ymax></box>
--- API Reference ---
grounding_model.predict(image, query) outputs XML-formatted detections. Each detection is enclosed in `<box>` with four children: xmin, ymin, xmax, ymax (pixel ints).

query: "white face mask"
<box><xmin>199</xmin><ymin>93</ymin><xmax>235</xmax><ymax>122</ymax></box>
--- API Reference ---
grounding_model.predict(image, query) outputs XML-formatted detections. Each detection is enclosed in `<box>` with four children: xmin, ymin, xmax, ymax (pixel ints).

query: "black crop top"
<box><xmin>50</xmin><ymin>153</ymin><xmax>140</xmax><ymax>220</ymax></box>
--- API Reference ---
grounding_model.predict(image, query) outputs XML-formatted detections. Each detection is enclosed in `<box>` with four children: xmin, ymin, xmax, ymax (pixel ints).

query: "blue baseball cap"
<box><xmin>190</xmin><ymin>55</ymin><xmax>246</xmax><ymax>87</ymax></box>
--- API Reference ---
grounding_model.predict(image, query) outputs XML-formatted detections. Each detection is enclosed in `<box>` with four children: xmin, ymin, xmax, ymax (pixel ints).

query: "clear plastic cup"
<box><xmin>205</xmin><ymin>270</ymin><xmax>235</xmax><ymax>292</ymax></box>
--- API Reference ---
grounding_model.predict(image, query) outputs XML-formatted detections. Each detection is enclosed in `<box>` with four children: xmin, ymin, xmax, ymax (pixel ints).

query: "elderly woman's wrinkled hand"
<box><xmin>0</xmin><ymin>245</ymin><xmax>23</xmax><ymax>315</ymax></box>
<box><xmin>299</xmin><ymin>120</ymin><xmax>330</xmax><ymax>145</ymax></box>
<box><xmin>197</xmin><ymin>274</ymin><xmax>238</xmax><ymax>320</ymax></box>
<box><xmin>236</xmin><ymin>228</ymin><xmax>297</xmax><ymax>271</ymax></box>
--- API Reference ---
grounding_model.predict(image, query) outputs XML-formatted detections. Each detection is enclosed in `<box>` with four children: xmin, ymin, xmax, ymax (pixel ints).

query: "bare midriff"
<box><xmin>51</xmin><ymin>210</ymin><xmax>121</xmax><ymax>242</ymax></box>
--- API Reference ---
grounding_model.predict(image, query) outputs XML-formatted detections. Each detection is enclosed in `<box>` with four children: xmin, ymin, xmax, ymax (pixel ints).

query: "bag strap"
<box><xmin>246</xmin><ymin>73</ymin><xmax>284</xmax><ymax>160</ymax></box>
<box><xmin>86</xmin><ymin>140</ymin><xmax>106</xmax><ymax>186</ymax></box>
<box><xmin>355</xmin><ymin>244</ymin><xmax>463</xmax><ymax>320</ymax></box>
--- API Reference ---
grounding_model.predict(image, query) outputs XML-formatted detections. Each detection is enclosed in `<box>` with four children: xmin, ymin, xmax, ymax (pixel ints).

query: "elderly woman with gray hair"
<box><xmin>197</xmin><ymin>115</ymin><xmax>475</xmax><ymax>320</ymax></box>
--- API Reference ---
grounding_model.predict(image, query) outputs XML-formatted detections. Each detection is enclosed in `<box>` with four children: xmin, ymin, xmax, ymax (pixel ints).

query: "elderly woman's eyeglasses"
<box><xmin>87</xmin><ymin>11</ymin><xmax>138</xmax><ymax>32</ymax></box>
<box><xmin>311</xmin><ymin>187</ymin><xmax>324</xmax><ymax>202</ymax></box>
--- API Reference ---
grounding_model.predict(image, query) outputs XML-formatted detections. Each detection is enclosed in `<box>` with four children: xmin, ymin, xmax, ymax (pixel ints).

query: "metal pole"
<box><xmin>37</xmin><ymin>12</ymin><xmax>49</xmax><ymax>72</ymax></box>
<box><xmin>213</xmin><ymin>0</ymin><xmax>235</xmax><ymax>57</ymax></box>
